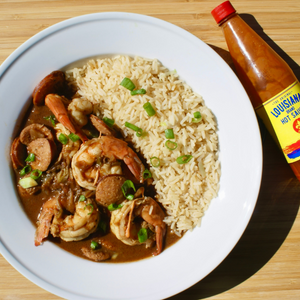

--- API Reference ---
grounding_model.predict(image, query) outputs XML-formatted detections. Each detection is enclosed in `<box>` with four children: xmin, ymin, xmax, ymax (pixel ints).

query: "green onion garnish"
<box><xmin>143</xmin><ymin>102</ymin><xmax>156</xmax><ymax>116</ymax></box>
<box><xmin>90</xmin><ymin>241</ymin><xmax>99</xmax><ymax>250</ymax></box>
<box><xmin>126</xmin><ymin>194</ymin><xmax>134</xmax><ymax>200</ymax></box>
<box><xmin>121</xmin><ymin>180</ymin><xmax>136</xmax><ymax>200</ymax></box>
<box><xmin>98</xmin><ymin>219</ymin><xmax>107</xmax><ymax>233</ymax></box>
<box><xmin>68</xmin><ymin>133</ymin><xmax>80</xmax><ymax>142</ymax></box>
<box><xmin>143</xmin><ymin>169</ymin><xmax>152</xmax><ymax>179</ymax></box>
<box><xmin>19</xmin><ymin>177</ymin><xmax>38</xmax><ymax>189</ymax></box>
<box><xmin>103</xmin><ymin>117</ymin><xmax>115</xmax><ymax>127</ymax></box>
<box><xmin>19</xmin><ymin>165</ymin><xmax>32</xmax><ymax>176</ymax></box>
<box><xmin>84</xmin><ymin>203</ymin><xmax>94</xmax><ymax>215</ymax></box>
<box><xmin>165</xmin><ymin>140</ymin><xmax>178</xmax><ymax>150</ymax></box>
<box><xmin>176</xmin><ymin>155</ymin><xmax>193</xmax><ymax>164</ymax></box>
<box><xmin>43</xmin><ymin>115</ymin><xmax>56</xmax><ymax>126</ymax></box>
<box><xmin>138</xmin><ymin>228</ymin><xmax>148</xmax><ymax>243</ymax></box>
<box><xmin>125</xmin><ymin>122</ymin><xmax>143</xmax><ymax>137</ymax></box>
<box><xmin>107</xmin><ymin>203</ymin><xmax>123</xmax><ymax>211</ymax></box>
<box><xmin>25</xmin><ymin>153</ymin><xmax>35</xmax><ymax>162</ymax></box>
<box><xmin>120</xmin><ymin>77</ymin><xmax>135</xmax><ymax>91</ymax></box>
<box><xmin>165</xmin><ymin>128</ymin><xmax>174</xmax><ymax>139</ymax></box>
<box><xmin>136</xmin><ymin>131</ymin><xmax>143</xmax><ymax>137</ymax></box>
<box><xmin>79</xmin><ymin>195</ymin><xmax>86</xmax><ymax>202</ymax></box>
<box><xmin>150</xmin><ymin>157</ymin><xmax>160</xmax><ymax>168</ymax></box>
<box><xmin>131</xmin><ymin>89</ymin><xmax>146</xmax><ymax>96</ymax></box>
<box><xmin>30</xmin><ymin>169</ymin><xmax>42</xmax><ymax>180</ymax></box>
<box><xmin>58</xmin><ymin>133</ymin><xmax>68</xmax><ymax>145</ymax></box>
<box><xmin>192</xmin><ymin>111</ymin><xmax>202</xmax><ymax>123</ymax></box>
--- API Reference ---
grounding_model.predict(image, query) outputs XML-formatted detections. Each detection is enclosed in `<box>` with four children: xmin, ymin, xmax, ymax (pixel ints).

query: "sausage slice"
<box><xmin>27</xmin><ymin>138</ymin><xmax>56</xmax><ymax>171</ymax></box>
<box><xmin>32</xmin><ymin>71</ymin><xmax>66</xmax><ymax>106</ymax></box>
<box><xmin>96</xmin><ymin>175</ymin><xmax>126</xmax><ymax>207</ymax></box>
<box><xmin>20</xmin><ymin>123</ymin><xmax>55</xmax><ymax>145</ymax></box>
<box><xmin>10</xmin><ymin>137</ymin><xmax>27</xmax><ymax>169</ymax></box>
<box><xmin>81</xmin><ymin>247</ymin><xmax>110</xmax><ymax>262</ymax></box>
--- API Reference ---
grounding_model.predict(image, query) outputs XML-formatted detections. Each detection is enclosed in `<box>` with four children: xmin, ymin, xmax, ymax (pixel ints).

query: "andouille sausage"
<box><xmin>10</xmin><ymin>137</ymin><xmax>27</xmax><ymax>169</ymax></box>
<box><xmin>20</xmin><ymin>123</ymin><xmax>55</xmax><ymax>145</ymax></box>
<box><xmin>27</xmin><ymin>138</ymin><xmax>56</xmax><ymax>171</ymax></box>
<box><xmin>32</xmin><ymin>71</ymin><xmax>66</xmax><ymax>106</ymax></box>
<box><xmin>96</xmin><ymin>175</ymin><xmax>126</xmax><ymax>207</ymax></box>
<box><xmin>81</xmin><ymin>247</ymin><xmax>110</xmax><ymax>262</ymax></box>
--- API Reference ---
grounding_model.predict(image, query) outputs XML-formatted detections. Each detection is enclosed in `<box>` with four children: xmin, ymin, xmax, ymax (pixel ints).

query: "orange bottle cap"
<box><xmin>211</xmin><ymin>1</ymin><xmax>236</xmax><ymax>24</ymax></box>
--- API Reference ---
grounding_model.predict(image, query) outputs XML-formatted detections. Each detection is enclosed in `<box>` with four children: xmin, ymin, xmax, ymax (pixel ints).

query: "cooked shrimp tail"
<box><xmin>139</xmin><ymin>197</ymin><xmax>166</xmax><ymax>255</ymax></box>
<box><xmin>45</xmin><ymin>94</ymin><xmax>88</xmax><ymax>142</ymax></box>
<box><xmin>34</xmin><ymin>198</ymin><xmax>57</xmax><ymax>246</ymax></box>
<box><xmin>153</xmin><ymin>225</ymin><xmax>164</xmax><ymax>256</ymax></box>
<box><xmin>100</xmin><ymin>136</ymin><xmax>145</xmax><ymax>183</ymax></box>
<box><xmin>124</xmin><ymin>147</ymin><xmax>145</xmax><ymax>183</ymax></box>
<box><xmin>90</xmin><ymin>114</ymin><xmax>116</xmax><ymax>137</ymax></box>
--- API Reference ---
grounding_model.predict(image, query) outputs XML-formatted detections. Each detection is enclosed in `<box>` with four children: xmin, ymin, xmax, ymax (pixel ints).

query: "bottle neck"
<box><xmin>218</xmin><ymin>12</ymin><xmax>237</xmax><ymax>26</ymax></box>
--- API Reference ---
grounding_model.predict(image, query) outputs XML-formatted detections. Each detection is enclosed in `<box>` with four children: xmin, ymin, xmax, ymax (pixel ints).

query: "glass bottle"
<box><xmin>211</xmin><ymin>1</ymin><xmax>300</xmax><ymax>181</ymax></box>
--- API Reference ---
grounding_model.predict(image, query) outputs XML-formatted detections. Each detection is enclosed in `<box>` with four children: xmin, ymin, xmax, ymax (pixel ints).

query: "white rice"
<box><xmin>66</xmin><ymin>55</ymin><xmax>220</xmax><ymax>236</ymax></box>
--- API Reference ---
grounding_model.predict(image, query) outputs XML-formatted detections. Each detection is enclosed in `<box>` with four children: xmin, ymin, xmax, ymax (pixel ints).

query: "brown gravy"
<box><xmin>13</xmin><ymin>104</ymin><xmax>181</xmax><ymax>263</ymax></box>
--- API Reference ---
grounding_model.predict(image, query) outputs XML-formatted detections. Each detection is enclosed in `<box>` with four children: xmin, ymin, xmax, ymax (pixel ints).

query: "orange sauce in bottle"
<box><xmin>212</xmin><ymin>1</ymin><xmax>300</xmax><ymax>181</ymax></box>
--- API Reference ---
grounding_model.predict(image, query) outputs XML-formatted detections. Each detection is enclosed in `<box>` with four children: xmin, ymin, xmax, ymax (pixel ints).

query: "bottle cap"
<box><xmin>211</xmin><ymin>1</ymin><xmax>236</xmax><ymax>24</ymax></box>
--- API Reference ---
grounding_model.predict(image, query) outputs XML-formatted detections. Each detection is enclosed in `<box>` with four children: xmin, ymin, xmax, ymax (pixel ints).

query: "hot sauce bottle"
<box><xmin>211</xmin><ymin>1</ymin><xmax>300</xmax><ymax>181</ymax></box>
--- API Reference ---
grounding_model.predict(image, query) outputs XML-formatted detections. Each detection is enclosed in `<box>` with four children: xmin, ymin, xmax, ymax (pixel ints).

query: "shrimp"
<box><xmin>34</xmin><ymin>196</ymin><xmax>99</xmax><ymax>246</ymax></box>
<box><xmin>110</xmin><ymin>196</ymin><xmax>166</xmax><ymax>256</ymax></box>
<box><xmin>45</xmin><ymin>94</ymin><xmax>88</xmax><ymax>142</ymax></box>
<box><xmin>68</xmin><ymin>97</ymin><xmax>93</xmax><ymax>127</ymax></box>
<box><xmin>71</xmin><ymin>135</ymin><xmax>145</xmax><ymax>190</ymax></box>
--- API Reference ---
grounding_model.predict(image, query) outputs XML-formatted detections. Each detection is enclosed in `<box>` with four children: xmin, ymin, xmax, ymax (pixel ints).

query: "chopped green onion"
<box><xmin>192</xmin><ymin>111</ymin><xmax>202</xmax><ymax>123</ymax></box>
<box><xmin>143</xmin><ymin>169</ymin><xmax>152</xmax><ymax>179</ymax></box>
<box><xmin>68</xmin><ymin>133</ymin><xmax>80</xmax><ymax>142</ymax></box>
<box><xmin>125</xmin><ymin>122</ymin><xmax>143</xmax><ymax>137</ymax></box>
<box><xmin>58</xmin><ymin>133</ymin><xmax>68</xmax><ymax>145</ymax></box>
<box><xmin>143</xmin><ymin>102</ymin><xmax>156</xmax><ymax>116</ymax></box>
<box><xmin>107</xmin><ymin>203</ymin><xmax>123</xmax><ymax>211</ymax></box>
<box><xmin>120</xmin><ymin>77</ymin><xmax>135</xmax><ymax>91</ymax></box>
<box><xmin>126</xmin><ymin>194</ymin><xmax>134</xmax><ymax>200</ymax></box>
<box><xmin>98</xmin><ymin>219</ymin><xmax>107</xmax><ymax>233</ymax></box>
<box><xmin>79</xmin><ymin>195</ymin><xmax>86</xmax><ymax>202</ymax></box>
<box><xmin>25</xmin><ymin>153</ymin><xmax>35</xmax><ymax>162</ymax></box>
<box><xmin>176</xmin><ymin>155</ymin><xmax>193</xmax><ymax>164</ymax></box>
<box><xmin>84</xmin><ymin>203</ymin><xmax>94</xmax><ymax>215</ymax></box>
<box><xmin>121</xmin><ymin>180</ymin><xmax>136</xmax><ymax>200</ymax></box>
<box><xmin>30</xmin><ymin>169</ymin><xmax>42</xmax><ymax>180</ymax></box>
<box><xmin>131</xmin><ymin>89</ymin><xmax>146</xmax><ymax>96</ymax></box>
<box><xmin>150</xmin><ymin>157</ymin><xmax>160</xmax><ymax>168</ymax></box>
<box><xmin>19</xmin><ymin>177</ymin><xmax>38</xmax><ymax>189</ymax></box>
<box><xmin>19</xmin><ymin>165</ymin><xmax>32</xmax><ymax>176</ymax></box>
<box><xmin>90</xmin><ymin>241</ymin><xmax>99</xmax><ymax>250</ymax></box>
<box><xmin>43</xmin><ymin>115</ymin><xmax>56</xmax><ymax>126</ymax></box>
<box><xmin>103</xmin><ymin>117</ymin><xmax>115</xmax><ymax>127</ymax></box>
<box><xmin>165</xmin><ymin>140</ymin><xmax>178</xmax><ymax>150</ymax></box>
<box><xmin>135</xmin><ymin>131</ymin><xmax>143</xmax><ymax>137</ymax></box>
<box><xmin>138</xmin><ymin>228</ymin><xmax>148</xmax><ymax>243</ymax></box>
<box><xmin>165</xmin><ymin>128</ymin><xmax>174</xmax><ymax>139</ymax></box>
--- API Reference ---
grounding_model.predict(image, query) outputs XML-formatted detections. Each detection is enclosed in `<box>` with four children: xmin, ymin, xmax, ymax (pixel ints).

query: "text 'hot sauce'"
<box><xmin>212</xmin><ymin>1</ymin><xmax>300</xmax><ymax>181</ymax></box>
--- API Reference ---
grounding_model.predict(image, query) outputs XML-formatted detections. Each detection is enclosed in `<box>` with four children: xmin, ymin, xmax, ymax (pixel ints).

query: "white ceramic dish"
<box><xmin>0</xmin><ymin>12</ymin><xmax>262</xmax><ymax>300</ymax></box>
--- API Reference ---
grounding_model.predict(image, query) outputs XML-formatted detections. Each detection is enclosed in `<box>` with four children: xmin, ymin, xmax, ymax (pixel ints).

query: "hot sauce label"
<box><xmin>255</xmin><ymin>81</ymin><xmax>300</xmax><ymax>163</ymax></box>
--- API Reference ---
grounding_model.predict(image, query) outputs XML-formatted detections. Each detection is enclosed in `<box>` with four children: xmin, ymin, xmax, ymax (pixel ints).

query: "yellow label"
<box><xmin>256</xmin><ymin>81</ymin><xmax>300</xmax><ymax>163</ymax></box>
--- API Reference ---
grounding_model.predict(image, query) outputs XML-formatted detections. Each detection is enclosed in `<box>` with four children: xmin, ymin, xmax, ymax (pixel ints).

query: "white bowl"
<box><xmin>0</xmin><ymin>12</ymin><xmax>262</xmax><ymax>300</ymax></box>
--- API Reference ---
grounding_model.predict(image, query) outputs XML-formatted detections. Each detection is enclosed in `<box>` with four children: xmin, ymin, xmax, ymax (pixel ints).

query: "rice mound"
<box><xmin>66</xmin><ymin>55</ymin><xmax>220</xmax><ymax>236</ymax></box>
